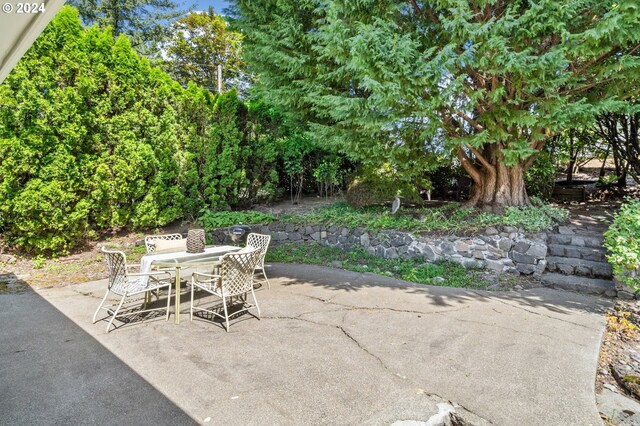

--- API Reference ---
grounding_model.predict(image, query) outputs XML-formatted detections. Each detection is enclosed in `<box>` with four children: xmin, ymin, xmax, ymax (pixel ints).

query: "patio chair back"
<box><xmin>144</xmin><ymin>233</ymin><xmax>183</xmax><ymax>253</ymax></box>
<box><xmin>219</xmin><ymin>248</ymin><xmax>261</xmax><ymax>297</ymax></box>
<box><xmin>101</xmin><ymin>248</ymin><xmax>129</xmax><ymax>295</ymax></box>
<box><xmin>246</xmin><ymin>233</ymin><xmax>271</xmax><ymax>270</ymax></box>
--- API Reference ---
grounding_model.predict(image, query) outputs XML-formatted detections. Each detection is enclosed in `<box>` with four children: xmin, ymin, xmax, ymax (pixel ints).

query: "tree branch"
<box><xmin>523</xmin><ymin>140</ymin><xmax>547</xmax><ymax>171</ymax></box>
<box><xmin>457</xmin><ymin>147</ymin><xmax>481</xmax><ymax>184</ymax></box>
<box><xmin>456</xmin><ymin>112</ymin><xmax>484</xmax><ymax>132</ymax></box>
<box><xmin>409</xmin><ymin>0</ymin><xmax>440</xmax><ymax>25</ymax></box>
<box><xmin>465</xmin><ymin>144</ymin><xmax>493</xmax><ymax>171</ymax></box>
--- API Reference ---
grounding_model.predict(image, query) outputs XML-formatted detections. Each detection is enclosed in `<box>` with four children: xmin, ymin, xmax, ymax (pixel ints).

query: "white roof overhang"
<box><xmin>0</xmin><ymin>0</ymin><xmax>66</xmax><ymax>84</ymax></box>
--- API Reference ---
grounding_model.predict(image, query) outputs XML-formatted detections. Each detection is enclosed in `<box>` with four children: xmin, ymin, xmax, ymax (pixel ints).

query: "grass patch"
<box><xmin>267</xmin><ymin>242</ymin><xmax>488</xmax><ymax>289</ymax></box>
<box><xmin>199</xmin><ymin>210</ymin><xmax>276</xmax><ymax>229</ymax></box>
<box><xmin>130</xmin><ymin>244</ymin><xmax>147</xmax><ymax>255</ymax></box>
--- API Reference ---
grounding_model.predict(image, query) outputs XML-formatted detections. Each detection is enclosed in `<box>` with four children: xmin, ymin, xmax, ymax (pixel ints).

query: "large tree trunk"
<box><xmin>458</xmin><ymin>145</ymin><xmax>532</xmax><ymax>213</ymax></box>
<box><xmin>467</xmin><ymin>163</ymin><xmax>530</xmax><ymax>212</ymax></box>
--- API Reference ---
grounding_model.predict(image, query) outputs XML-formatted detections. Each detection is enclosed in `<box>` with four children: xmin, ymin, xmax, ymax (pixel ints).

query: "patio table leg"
<box><xmin>174</xmin><ymin>267</ymin><xmax>182</xmax><ymax>325</ymax></box>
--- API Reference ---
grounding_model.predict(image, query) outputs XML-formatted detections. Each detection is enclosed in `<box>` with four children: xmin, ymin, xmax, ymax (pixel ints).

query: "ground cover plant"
<box><xmin>196</xmin><ymin>199</ymin><xmax>568</xmax><ymax>234</ymax></box>
<box><xmin>267</xmin><ymin>242</ymin><xmax>488</xmax><ymax>289</ymax></box>
<box><xmin>278</xmin><ymin>200</ymin><xmax>568</xmax><ymax>233</ymax></box>
<box><xmin>604</xmin><ymin>198</ymin><xmax>640</xmax><ymax>290</ymax></box>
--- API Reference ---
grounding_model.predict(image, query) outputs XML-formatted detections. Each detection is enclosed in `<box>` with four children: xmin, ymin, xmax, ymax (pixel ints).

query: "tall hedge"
<box><xmin>0</xmin><ymin>6</ymin><xmax>346</xmax><ymax>255</ymax></box>
<box><xmin>0</xmin><ymin>7</ymin><xmax>282</xmax><ymax>254</ymax></box>
<box><xmin>0</xmin><ymin>7</ymin><xmax>190</xmax><ymax>253</ymax></box>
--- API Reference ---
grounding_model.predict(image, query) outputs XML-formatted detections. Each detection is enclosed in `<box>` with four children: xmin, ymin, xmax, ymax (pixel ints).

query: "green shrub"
<box><xmin>503</xmin><ymin>203</ymin><xmax>569</xmax><ymax>231</ymax></box>
<box><xmin>604</xmin><ymin>198</ymin><xmax>640</xmax><ymax>290</ymax></box>
<box><xmin>0</xmin><ymin>7</ymin><xmax>188</xmax><ymax>254</ymax></box>
<box><xmin>345</xmin><ymin>178</ymin><xmax>393</xmax><ymax>208</ymax></box>
<box><xmin>0</xmin><ymin>7</ymin><xmax>292</xmax><ymax>254</ymax></box>
<box><xmin>525</xmin><ymin>150</ymin><xmax>557</xmax><ymax>200</ymax></box>
<box><xmin>198</xmin><ymin>210</ymin><xmax>276</xmax><ymax>230</ymax></box>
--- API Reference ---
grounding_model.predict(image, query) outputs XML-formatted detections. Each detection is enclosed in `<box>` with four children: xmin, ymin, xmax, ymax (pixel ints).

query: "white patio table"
<box><xmin>140</xmin><ymin>245</ymin><xmax>241</xmax><ymax>324</ymax></box>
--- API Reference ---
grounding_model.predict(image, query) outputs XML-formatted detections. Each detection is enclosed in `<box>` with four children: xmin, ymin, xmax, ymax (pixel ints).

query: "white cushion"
<box><xmin>154</xmin><ymin>238</ymin><xmax>187</xmax><ymax>252</ymax></box>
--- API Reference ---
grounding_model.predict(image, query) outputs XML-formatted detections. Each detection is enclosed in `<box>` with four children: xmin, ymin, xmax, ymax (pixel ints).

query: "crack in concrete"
<box><xmin>439</xmin><ymin>314</ymin><xmax>588</xmax><ymax>347</ymax></box>
<box><xmin>262</xmin><ymin>315</ymin><xmax>336</xmax><ymax>329</ymax></box>
<box><xmin>263</xmin><ymin>314</ymin><xmax>407</xmax><ymax>379</ymax></box>
<box><xmin>337</xmin><ymin>324</ymin><xmax>393</xmax><ymax>372</ymax></box>
<box><xmin>287</xmin><ymin>291</ymin><xmax>471</xmax><ymax>316</ymax></box>
<box><xmin>469</xmin><ymin>291</ymin><xmax>600</xmax><ymax>330</ymax></box>
<box><xmin>297</xmin><ymin>308</ymin><xmax>347</xmax><ymax>319</ymax></box>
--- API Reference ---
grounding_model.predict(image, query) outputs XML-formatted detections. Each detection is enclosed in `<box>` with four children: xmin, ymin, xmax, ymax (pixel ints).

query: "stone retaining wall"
<box><xmin>210</xmin><ymin>222</ymin><xmax>548</xmax><ymax>277</ymax></box>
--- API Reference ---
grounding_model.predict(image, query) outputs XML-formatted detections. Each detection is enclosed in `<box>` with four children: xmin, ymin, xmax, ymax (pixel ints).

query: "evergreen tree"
<box><xmin>0</xmin><ymin>6</ymin><xmax>187</xmax><ymax>253</ymax></box>
<box><xmin>68</xmin><ymin>0</ymin><xmax>188</xmax><ymax>56</ymax></box>
<box><xmin>233</xmin><ymin>0</ymin><xmax>640</xmax><ymax>210</ymax></box>
<box><xmin>163</xmin><ymin>7</ymin><xmax>246</xmax><ymax>92</ymax></box>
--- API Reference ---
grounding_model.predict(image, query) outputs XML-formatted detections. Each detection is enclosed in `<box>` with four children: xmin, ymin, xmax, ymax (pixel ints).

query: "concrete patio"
<box><xmin>3</xmin><ymin>263</ymin><xmax>611</xmax><ymax>425</ymax></box>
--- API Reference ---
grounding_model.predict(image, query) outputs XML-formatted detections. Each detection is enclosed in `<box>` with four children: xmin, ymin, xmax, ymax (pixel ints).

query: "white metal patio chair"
<box><xmin>246</xmin><ymin>232</ymin><xmax>271</xmax><ymax>289</ymax></box>
<box><xmin>190</xmin><ymin>247</ymin><xmax>262</xmax><ymax>332</ymax></box>
<box><xmin>93</xmin><ymin>248</ymin><xmax>173</xmax><ymax>332</ymax></box>
<box><xmin>144</xmin><ymin>233</ymin><xmax>184</xmax><ymax>253</ymax></box>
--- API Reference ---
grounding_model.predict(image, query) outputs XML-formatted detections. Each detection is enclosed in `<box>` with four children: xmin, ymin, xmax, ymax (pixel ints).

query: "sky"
<box><xmin>194</xmin><ymin>0</ymin><xmax>231</xmax><ymax>13</ymax></box>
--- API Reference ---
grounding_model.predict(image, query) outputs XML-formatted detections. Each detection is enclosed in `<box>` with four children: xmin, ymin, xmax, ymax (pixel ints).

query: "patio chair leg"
<box><xmin>190</xmin><ymin>282</ymin><xmax>194</xmax><ymax>321</ymax></box>
<box><xmin>263</xmin><ymin>271</ymin><xmax>271</xmax><ymax>289</ymax></box>
<box><xmin>93</xmin><ymin>290</ymin><xmax>110</xmax><ymax>323</ymax></box>
<box><xmin>256</xmin><ymin>268</ymin><xmax>270</xmax><ymax>289</ymax></box>
<box><xmin>107</xmin><ymin>294</ymin><xmax>126</xmax><ymax>333</ymax></box>
<box><xmin>165</xmin><ymin>285</ymin><xmax>172</xmax><ymax>321</ymax></box>
<box><xmin>250</xmin><ymin>287</ymin><xmax>261</xmax><ymax>319</ymax></box>
<box><xmin>222</xmin><ymin>295</ymin><xmax>230</xmax><ymax>332</ymax></box>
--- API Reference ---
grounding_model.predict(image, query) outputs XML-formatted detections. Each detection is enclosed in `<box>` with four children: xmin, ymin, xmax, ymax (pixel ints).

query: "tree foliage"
<box><xmin>605</xmin><ymin>198</ymin><xmax>640</xmax><ymax>290</ymax></box>
<box><xmin>0</xmin><ymin>7</ymin><xmax>186</xmax><ymax>253</ymax></box>
<box><xmin>68</xmin><ymin>0</ymin><xmax>187</xmax><ymax>56</ymax></box>
<box><xmin>0</xmin><ymin>6</ymin><xmax>332</xmax><ymax>254</ymax></box>
<box><xmin>163</xmin><ymin>8</ymin><xmax>246</xmax><ymax>92</ymax></box>
<box><xmin>233</xmin><ymin>0</ymin><xmax>640</xmax><ymax>209</ymax></box>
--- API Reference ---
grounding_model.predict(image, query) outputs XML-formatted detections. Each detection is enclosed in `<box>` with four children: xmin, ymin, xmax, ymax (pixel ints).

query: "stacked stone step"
<box><xmin>545</xmin><ymin>234</ymin><xmax>612</xmax><ymax>278</ymax></box>
<box><xmin>541</xmin><ymin>231</ymin><xmax>617</xmax><ymax>297</ymax></box>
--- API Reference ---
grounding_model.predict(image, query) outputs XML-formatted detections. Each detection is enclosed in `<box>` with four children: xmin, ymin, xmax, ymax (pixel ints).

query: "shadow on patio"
<box><xmin>0</xmin><ymin>274</ymin><xmax>196</xmax><ymax>425</ymax></box>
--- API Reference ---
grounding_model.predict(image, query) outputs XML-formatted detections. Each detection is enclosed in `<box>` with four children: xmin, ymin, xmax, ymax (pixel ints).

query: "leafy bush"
<box><xmin>0</xmin><ymin>7</ymin><xmax>187</xmax><ymax>253</ymax></box>
<box><xmin>200</xmin><ymin>91</ymin><xmax>250</xmax><ymax>209</ymax></box>
<box><xmin>345</xmin><ymin>178</ymin><xmax>395</xmax><ymax>208</ymax></box>
<box><xmin>604</xmin><ymin>198</ymin><xmax>640</xmax><ymax>290</ymax></box>
<box><xmin>503</xmin><ymin>203</ymin><xmax>569</xmax><ymax>231</ymax></box>
<box><xmin>525</xmin><ymin>150</ymin><xmax>557</xmax><ymax>200</ymax></box>
<box><xmin>198</xmin><ymin>210</ymin><xmax>276</xmax><ymax>230</ymax></box>
<box><xmin>0</xmin><ymin>7</ymin><xmax>300</xmax><ymax>254</ymax></box>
